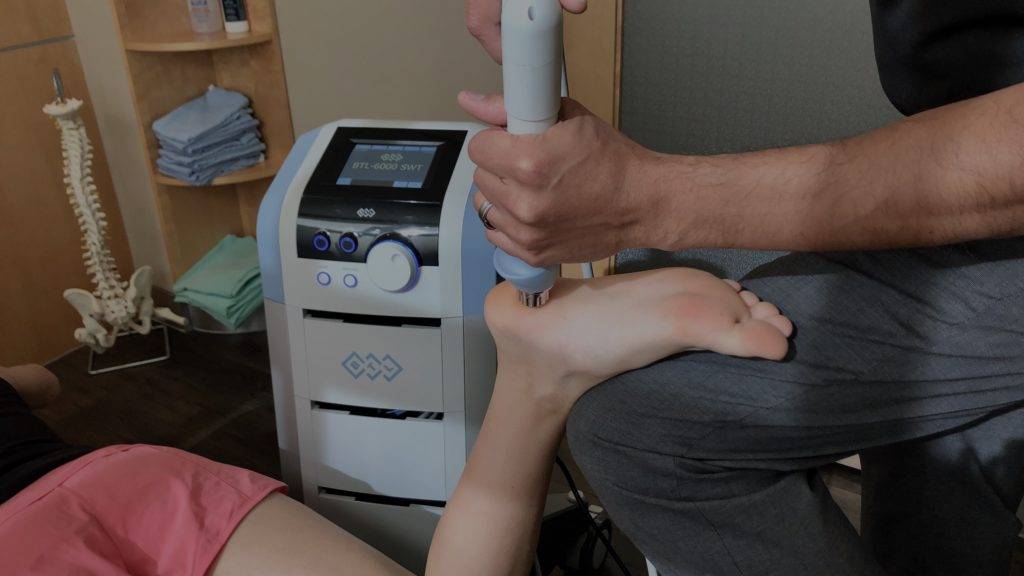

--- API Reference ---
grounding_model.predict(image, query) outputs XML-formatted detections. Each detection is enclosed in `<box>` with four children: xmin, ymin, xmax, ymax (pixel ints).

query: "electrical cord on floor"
<box><xmin>555</xmin><ymin>456</ymin><xmax>634</xmax><ymax>576</ymax></box>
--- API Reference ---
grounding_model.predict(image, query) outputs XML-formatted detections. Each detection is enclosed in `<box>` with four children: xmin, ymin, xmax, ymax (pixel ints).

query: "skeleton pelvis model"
<box><xmin>43</xmin><ymin>97</ymin><xmax>186</xmax><ymax>353</ymax></box>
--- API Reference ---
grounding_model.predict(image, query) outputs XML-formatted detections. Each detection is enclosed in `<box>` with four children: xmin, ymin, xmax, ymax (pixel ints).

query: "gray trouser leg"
<box><xmin>567</xmin><ymin>238</ymin><xmax>1024</xmax><ymax>576</ymax></box>
<box><xmin>862</xmin><ymin>405</ymin><xmax>1024</xmax><ymax>576</ymax></box>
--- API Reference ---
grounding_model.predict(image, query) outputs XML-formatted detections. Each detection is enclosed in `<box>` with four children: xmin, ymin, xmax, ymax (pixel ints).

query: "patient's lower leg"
<box><xmin>0</xmin><ymin>365</ymin><xmax>61</xmax><ymax>408</ymax></box>
<box><xmin>209</xmin><ymin>493</ymin><xmax>411</xmax><ymax>576</ymax></box>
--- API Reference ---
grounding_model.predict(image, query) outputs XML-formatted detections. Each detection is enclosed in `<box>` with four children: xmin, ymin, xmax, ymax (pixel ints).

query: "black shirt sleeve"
<box><xmin>869</xmin><ymin>0</ymin><xmax>1024</xmax><ymax>115</ymax></box>
<box><xmin>0</xmin><ymin>377</ymin><xmax>91</xmax><ymax>504</ymax></box>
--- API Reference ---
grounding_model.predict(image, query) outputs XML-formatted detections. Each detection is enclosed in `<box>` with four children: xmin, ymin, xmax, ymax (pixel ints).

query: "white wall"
<box><xmin>275</xmin><ymin>0</ymin><xmax>501</xmax><ymax>135</ymax></box>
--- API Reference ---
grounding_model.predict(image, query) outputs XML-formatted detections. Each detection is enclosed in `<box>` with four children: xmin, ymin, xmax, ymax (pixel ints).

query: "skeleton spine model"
<box><xmin>44</xmin><ymin>97</ymin><xmax>186</xmax><ymax>353</ymax></box>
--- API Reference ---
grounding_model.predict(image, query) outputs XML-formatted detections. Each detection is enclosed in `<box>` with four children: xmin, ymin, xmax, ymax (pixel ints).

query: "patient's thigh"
<box><xmin>210</xmin><ymin>493</ymin><xmax>411</xmax><ymax>576</ymax></box>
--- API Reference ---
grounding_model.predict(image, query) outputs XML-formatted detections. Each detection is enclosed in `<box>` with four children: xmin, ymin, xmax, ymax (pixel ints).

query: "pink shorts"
<box><xmin>0</xmin><ymin>444</ymin><xmax>285</xmax><ymax>575</ymax></box>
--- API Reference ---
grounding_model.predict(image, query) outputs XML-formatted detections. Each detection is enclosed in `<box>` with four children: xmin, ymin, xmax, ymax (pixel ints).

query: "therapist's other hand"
<box><xmin>459</xmin><ymin>93</ymin><xmax>655</xmax><ymax>267</ymax></box>
<box><xmin>466</xmin><ymin>0</ymin><xmax>587</xmax><ymax>62</ymax></box>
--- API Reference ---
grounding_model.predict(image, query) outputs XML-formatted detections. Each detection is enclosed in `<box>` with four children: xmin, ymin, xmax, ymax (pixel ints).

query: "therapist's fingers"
<box><xmin>561</xmin><ymin>0</ymin><xmax>588</xmax><ymax>13</ymax></box>
<box><xmin>473</xmin><ymin>190</ymin><xmax>518</xmax><ymax>235</ymax></box>
<box><xmin>465</xmin><ymin>0</ymin><xmax>503</xmax><ymax>62</ymax></box>
<box><xmin>468</xmin><ymin>129</ymin><xmax>539</xmax><ymax>181</ymax></box>
<box><xmin>473</xmin><ymin>169</ymin><xmax>517</xmax><ymax>209</ymax></box>
<box><xmin>485</xmin><ymin>226</ymin><xmax>531</xmax><ymax>264</ymax></box>
<box><xmin>458</xmin><ymin>91</ymin><xmax>507</xmax><ymax>127</ymax></box>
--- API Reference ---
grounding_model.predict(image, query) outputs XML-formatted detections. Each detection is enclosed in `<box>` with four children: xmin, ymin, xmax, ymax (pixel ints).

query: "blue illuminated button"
<box><xmin>343</xmin><ymin>274</ymin><xmax>358</xmax><ymax>288</ymax></box>
<box><xmin>312</xmin><ymin>232</ymin><xmax>331</xmax><ymax>252</ymax></box>
<box><xmin>316</xmin><ymin>271</ymin><xmax>332</xmax><ymax>286</ymax></box>
<box><xmin>339</xmin><ymin>234</ymin><xmax>359</xmax><ymax>254</ymax></box>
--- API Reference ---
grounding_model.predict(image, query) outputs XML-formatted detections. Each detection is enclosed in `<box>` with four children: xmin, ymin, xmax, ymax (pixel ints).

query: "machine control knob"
<box><xmin>366</xmin><ymin>239</ymin><xmax>420</xmax><ymax>293</ymax></box>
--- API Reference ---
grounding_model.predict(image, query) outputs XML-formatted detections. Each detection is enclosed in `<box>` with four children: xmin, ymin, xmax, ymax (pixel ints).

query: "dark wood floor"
<box><xmin>38</xmin><ymin>329</ymin><xmax>1023</xmax><ymax>576</ymax></box>
<box><xmin>39</xmin><ymin>328</ymin><xmax>281</xmax><ymax>480</ymax></box>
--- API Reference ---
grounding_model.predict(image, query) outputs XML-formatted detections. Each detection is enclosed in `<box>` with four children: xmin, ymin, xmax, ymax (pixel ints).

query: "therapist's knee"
<box><xmin>565</xmin><ymin>361</ymin><xmax>774</xmax><ymax>492</ymax></box>
<box><xmin>568</xmin><ymin>377</ymin><xmax>641</xmax><ymax>460</ymax></box>
<box><xmin>566</xmin><ymin>373</ymin><xmax>686</xmax><ymax>495</ymax></box>
<box><xmin>567</xmin><ymin>360</ymin><xmax>708</xmax><ymax>460</ymax></box>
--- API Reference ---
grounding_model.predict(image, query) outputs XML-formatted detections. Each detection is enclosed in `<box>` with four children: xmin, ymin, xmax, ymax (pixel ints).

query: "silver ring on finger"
<box><xmin>478</xmin><ymin>200</ymin><xmax>497</xmax><ymax>231</ymax></box>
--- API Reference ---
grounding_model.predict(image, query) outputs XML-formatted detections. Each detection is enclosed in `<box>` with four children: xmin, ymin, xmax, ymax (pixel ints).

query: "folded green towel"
<box><xmin>174</xmin><ymin>235</ymin><xmax>263</xmax><ymax>329</ymax></box>
<box><xmin>177</xmin><ymin>278</ymin><xmax>263</xmax><ymax>328</ymax></box>
<box><xmin>174</xmin><ymin>235</ymin><xmax>260</xmax><ymax>299</ymax></box>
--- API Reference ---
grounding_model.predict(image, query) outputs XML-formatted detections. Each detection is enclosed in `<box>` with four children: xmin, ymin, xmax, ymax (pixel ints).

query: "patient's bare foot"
<box><xmin>0</xmin><ymin>365</ymin><xmax>61</xmax><ymax>408</ymax></box>
<box><xmin>485</xmin><ymin>268</ymin><xmax>793</xmax><ymax>403</ymax></box>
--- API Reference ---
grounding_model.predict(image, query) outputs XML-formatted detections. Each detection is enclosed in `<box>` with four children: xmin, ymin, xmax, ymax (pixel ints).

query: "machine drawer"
<box><xmin>311</xmin><ymin>407</ymin><xmax>448</xmax><ymax>502</ymax></box>
<box><xmin>303</xmin><ymin>316</ymin><xmax>444</xmax><ymax>411</ymax></box>
<box><xmin>313</xmin><ymin>492</ymin><xmax>442</xmax><ymax>574</ymax></box>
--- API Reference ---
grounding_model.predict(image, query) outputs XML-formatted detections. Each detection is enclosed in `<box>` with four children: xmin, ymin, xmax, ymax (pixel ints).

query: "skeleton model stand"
<box><xmin>44</xmin><ymin>70</ymin><xmax>186</xmax><ymax>374</ymax></box>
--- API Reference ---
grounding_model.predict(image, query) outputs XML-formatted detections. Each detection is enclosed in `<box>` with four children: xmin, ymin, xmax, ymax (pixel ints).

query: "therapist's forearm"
<box><xmin>644</xmin><ymin>82</ymin><xmax>1024</xmax><ymax>252</ymax></box>
<box><xmin>425</xmin><ymin>365</ymin><xmax>572</xmax><ymax>576</ymax></box>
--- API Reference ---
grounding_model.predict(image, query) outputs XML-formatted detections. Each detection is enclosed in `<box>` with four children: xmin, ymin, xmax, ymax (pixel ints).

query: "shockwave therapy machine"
<box><xmin>257</xmin><ymin>1</ymin><xmax>565</xmax><ymax>572</ymax></box>
<box><xmin>257</xmin><ymin>119</ymin><xmax>495</xmax><ymax>572</ymax></box>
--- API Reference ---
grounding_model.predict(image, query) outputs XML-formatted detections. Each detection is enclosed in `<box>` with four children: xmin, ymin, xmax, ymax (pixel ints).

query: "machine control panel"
<box><xmin>296</xmin><ymin>127</ymin><xmax>467</xmax><ymax>268</ymax></box>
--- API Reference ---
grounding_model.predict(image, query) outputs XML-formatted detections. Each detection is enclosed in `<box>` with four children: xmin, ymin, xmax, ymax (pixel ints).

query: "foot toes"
<box><xmin>724</xmin><ymin>279</ymin><xmax>742</xmax><ymax>292</ymax></box>
<box><xmin>765</xmin><ymin>314</ymin><xmax>794</xmax><ymax>338</ymax></box>
<box><xmin>719</xmin><ymin>319</ymin><xmax>790</xmax><ymax>361</ymax></box>
<box><xmin>739</xmin><ymin>290</ymin><xmax>760</xmax><ymax>307</ymax></box>
<box><xmin>751</xmin><ymin>301</ymin><xmax>780</xmax><ymax>319</ymax></box>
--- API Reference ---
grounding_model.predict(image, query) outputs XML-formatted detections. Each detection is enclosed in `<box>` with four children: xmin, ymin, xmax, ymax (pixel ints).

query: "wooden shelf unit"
<box><xmin>109</xmin><ymin>0</ymin><xmax>294</xmax><ymax>280</ymax></box>
<box><xmin>124</xmin><ymin>29</ymin><xmax>274</xmax><ymax>52</ymax></box>
<box><xmin>154</xmin><ymin>160</ymin><xmax>280</xmax><ymax>187</ymax></box>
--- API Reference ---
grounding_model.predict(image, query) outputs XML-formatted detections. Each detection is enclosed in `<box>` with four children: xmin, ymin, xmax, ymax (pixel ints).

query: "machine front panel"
<box><xmin>291</xmin><ymin>259</ymin><xmax>446</xmax><ymax>318</ymax></box>
<box><xmin>311</xmin><ymin>408</ymin><xmax>448</xmax><ymax>502</ymax></box>
<box><xmin>303</xmin><ymin>316</ymin><xmax>444</xmax><ymax>412</ymax></box>
<box><xmin>297</xmin><ymin>127</ymin><xmax>467</xmax><ymax>266</ymax></box>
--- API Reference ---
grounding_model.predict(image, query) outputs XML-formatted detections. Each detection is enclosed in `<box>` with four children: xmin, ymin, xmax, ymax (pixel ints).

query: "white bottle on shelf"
<box><xmin>186</xmin><ymin>0</ymin><xmax>224</xmax><ymax>34</ymax></box>
<box><xmin>220</xmin><ymin>0</ymin><xmax>250</xmax><ymax>34</ymax></box>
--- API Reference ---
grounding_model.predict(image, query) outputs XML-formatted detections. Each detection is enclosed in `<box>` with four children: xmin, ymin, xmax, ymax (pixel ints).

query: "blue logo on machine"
<box><xmin>342</xmin><ymin>352</ymin><xmax>404</xmax><ymax>382</ymax></box>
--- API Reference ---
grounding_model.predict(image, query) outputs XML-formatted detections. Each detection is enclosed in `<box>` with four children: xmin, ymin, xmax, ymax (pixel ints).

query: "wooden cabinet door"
<box><xmin>0</xmin><ymin>0</ymin><xmax>134</xmax><ymax>365</ymax></box>
<box><xmin>562</xmin><ymin>0</ymin><xmax>623</xmax><ymax>278</ymax></box>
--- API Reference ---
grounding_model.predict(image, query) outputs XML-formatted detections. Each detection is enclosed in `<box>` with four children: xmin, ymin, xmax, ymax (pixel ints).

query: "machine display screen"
<box><xmin>336</xmin><ymin>140</ymin><xmax>441</xmax><ymax>189</ymax></box>
<box><xmin>303</xmin><ymin>127</ymin><xmax>466</xmax><ymax>218</ymax></box>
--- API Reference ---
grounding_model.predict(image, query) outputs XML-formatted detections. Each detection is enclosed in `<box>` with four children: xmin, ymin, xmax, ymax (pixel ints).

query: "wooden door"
<box><xmin>563</xmin><ymin>0</ymin><xmax>623</xmax><ymax>277</ymax></box>
<box><xmin>0</xmin><ymin>0</ymin><xmax>134</xmax><ymax>365</ymax></box>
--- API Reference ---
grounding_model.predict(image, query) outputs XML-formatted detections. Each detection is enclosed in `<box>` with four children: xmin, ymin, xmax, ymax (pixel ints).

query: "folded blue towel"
<box><xmin>157</xmin><ymin>152</ymin><xmax>265</xmax><ymax>186</ymax></box>
<box><xmin>156</xmin><ymin>114</ymin><xmax>260</xmax><ymax>156</ymax></box>
<box><xmin>152</xmin><ymin>86</ymin><xmax>249</xmax><ymax>147</ymax></box>
<box><xmin>157</xmin><ymin>112</ymin><xmax>259</xmax><ymax>156</ymax></box>
<box><xmin>153</xmin><ymin>86</ymin><xmax>268</xmax><ymax>186</ymax></box>
<box><xmin>158</xmin><ymin>133</ymin><xmax>265</xmax><ymax>171</ymax></box>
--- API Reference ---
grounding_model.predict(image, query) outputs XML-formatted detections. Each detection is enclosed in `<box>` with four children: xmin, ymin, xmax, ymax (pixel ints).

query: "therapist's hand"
<box><xmin>466</xmin><ymin>0</ymin><xmax>587</xmax><ymax>62</ymax></box>
<box><xmin>459</xmin><ymin>92</ymin><xmax>657</xmax><ymax>267</ymax></box>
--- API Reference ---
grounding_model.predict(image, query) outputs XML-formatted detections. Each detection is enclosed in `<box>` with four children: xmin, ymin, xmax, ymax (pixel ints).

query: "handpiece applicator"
<box><xmin>492</xmin><ymin>0</ymin><xmax>564</xmax><ymax>307</ymax></box>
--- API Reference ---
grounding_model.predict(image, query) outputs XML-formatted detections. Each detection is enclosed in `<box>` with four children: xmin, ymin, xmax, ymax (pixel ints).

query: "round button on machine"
<box><xmin>315</xmin><ymin>271</ymin><xmax>332</xmax><ymax>286</ymax></box>
<box><xmin>343</xmin><ymin>274</ymin><xmax>358</xmax><ymax>288</ymax></box>
<box><xmin>312</xmin><ymin>231</ymin><xmax>331</xmax><ymax>252</ymax></box>
<box><xmin>338</xmin><ymin>233</ymin><xmax>359</xmax><ymax>255</ymax></box>
<box><xmin>366</xmin><ymin>239</ymin><xmax>420</xmax><ymax>293</ymax></box>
